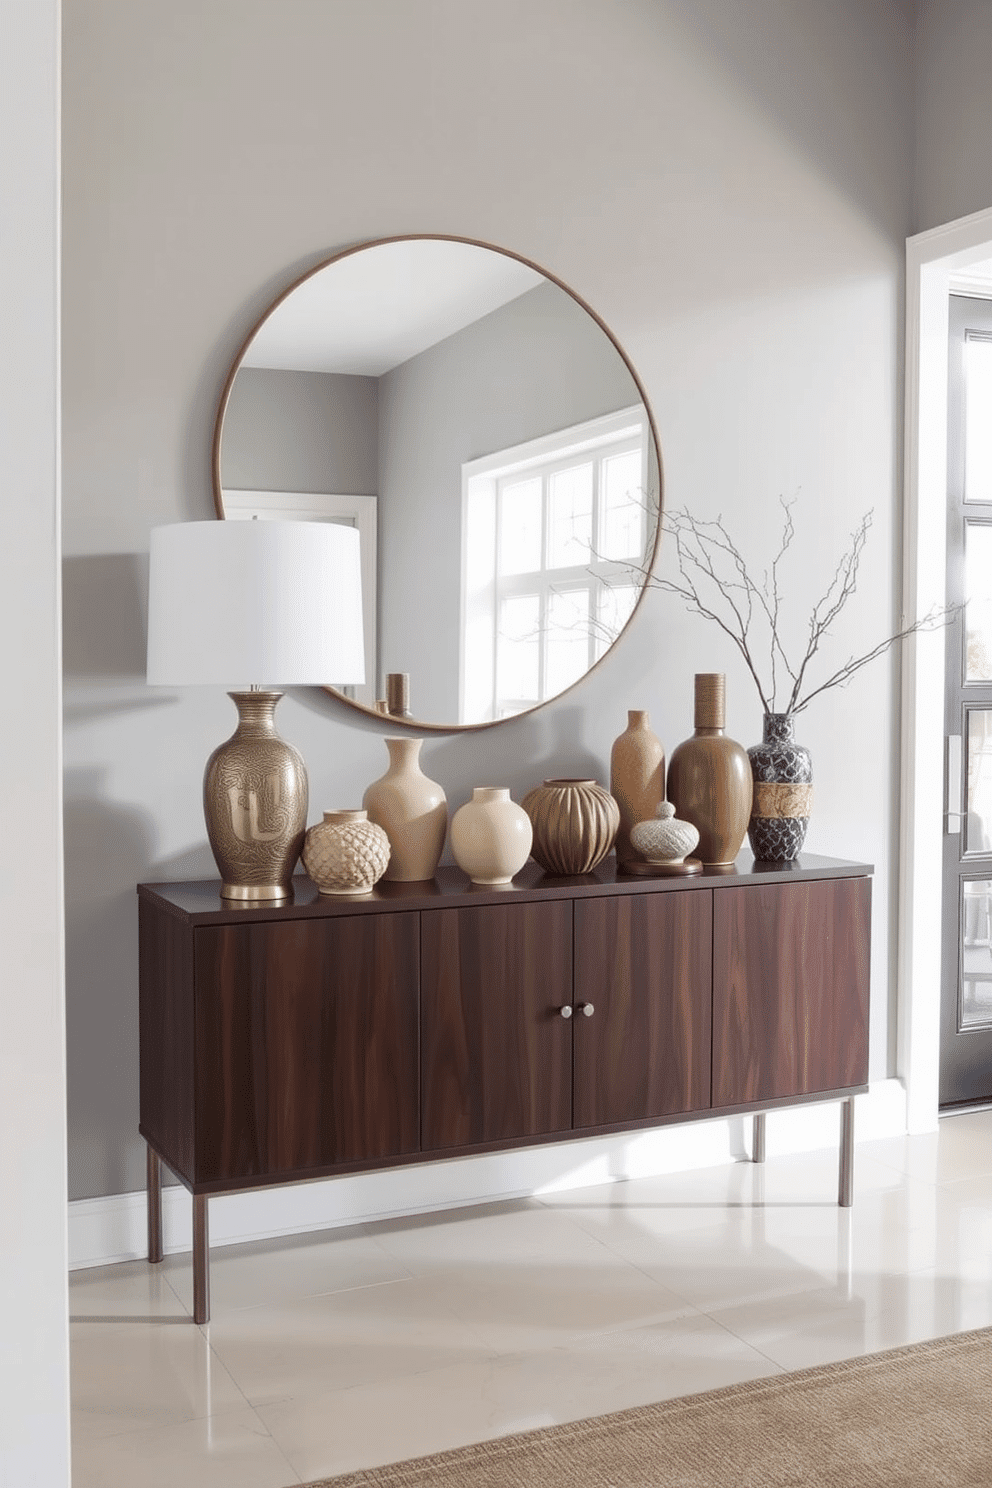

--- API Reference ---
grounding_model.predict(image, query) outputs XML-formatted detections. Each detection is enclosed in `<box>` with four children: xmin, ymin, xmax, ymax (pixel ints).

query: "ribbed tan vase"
<box><xmin>610</xmin><ymin>709</ymin><xmax>666</xmax><ymax>866</ymax></box>
<box><xmin>666</xmin><ymin>674</ymin><xmax>752</xmax><ymax>869</ymax></box>
<box><xmin>522</xmin><ymin>778</ymin><xmax>619</xmax><ymax>876</ymax></box>
<box><xmin>362</xmin><ymin>737</ymin><xmax>447</xmax><ymax>882</ymax></box>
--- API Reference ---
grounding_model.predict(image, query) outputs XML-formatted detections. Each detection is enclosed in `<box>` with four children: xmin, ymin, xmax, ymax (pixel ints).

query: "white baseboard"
<box><xmin>68</xmin><ymin>1078</ymin><xmax>908</xmax><ymax>1271</ymax></box>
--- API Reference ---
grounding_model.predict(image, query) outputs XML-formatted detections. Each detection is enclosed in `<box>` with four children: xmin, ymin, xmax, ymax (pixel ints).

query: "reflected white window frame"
<box><xmin>459</xmin><ymin>406</ymin><xmax>649</xmax><ymax>724</ymax></box>
<box><xmin>222</xmin><ymin>489</ymin><xmax>377</xmax><ymax>707</ymax></box>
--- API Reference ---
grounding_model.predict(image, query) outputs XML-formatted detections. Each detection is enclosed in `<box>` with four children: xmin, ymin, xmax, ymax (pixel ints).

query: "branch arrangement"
<box><xmin>631</xmin><ymin>498</ymin><xmax>951</xmax><ymax>717</ymax></box>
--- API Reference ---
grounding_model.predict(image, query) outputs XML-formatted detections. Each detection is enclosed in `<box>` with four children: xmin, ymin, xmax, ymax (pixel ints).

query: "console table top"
<box><xmin>138</xmin><ymin>851</ymin><xmax>873</xmax><ymax>926</ymax></box>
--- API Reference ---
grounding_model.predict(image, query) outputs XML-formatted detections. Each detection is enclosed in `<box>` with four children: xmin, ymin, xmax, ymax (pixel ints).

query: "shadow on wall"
<box><xmin>62</xmin><ymin>552</ymin><xmax>148</xmax><ymax>681</ymax></box>
<box><xmin>64</xmin><ymin>767</ymin><xmax>221</xmax><ymax>1202</ymax></box>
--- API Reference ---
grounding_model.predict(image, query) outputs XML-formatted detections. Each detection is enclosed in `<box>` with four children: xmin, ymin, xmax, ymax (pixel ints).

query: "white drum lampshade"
<box><xmin>146</xmin><ymin>520</ymin><xmax>365</xmax><ymax>901</ymax></box>
<box><xmin>146</xmin><ymin>519</ymin><xmax>364</xmax><ymax>687</ymax></box>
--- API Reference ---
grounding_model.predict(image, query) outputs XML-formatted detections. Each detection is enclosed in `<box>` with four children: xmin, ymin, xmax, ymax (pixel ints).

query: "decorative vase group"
<box><xmin>301</xmin><ymin>679</ymin><xmax>811</xmax><ymax>895</ymax></box>
<box><xmin>522</xmin><ymin>778</ymin><xmax>619</xmax><ymax>875</ymax></box>
<box><xmin>667</xmin><ymin>674</ymin><xmax>752</xmax><ymax>869</ymax></box>
<box><xmin>362</xmin><ymin>737</ymin><xmax>447</xmax><ymax>881</ymax></box>
<box><xmin>747</xmin><ymin>713</ymin><xmax>812</xmax><ymax>861</ymax></box>
<box><xmin>302</xmin><ymin>809</ymin><xmax>390</xmax><ymax>896</ymax></box>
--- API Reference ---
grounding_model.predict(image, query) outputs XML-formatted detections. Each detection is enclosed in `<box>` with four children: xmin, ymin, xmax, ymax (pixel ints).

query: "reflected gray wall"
<box><xmin>63</xmin><ymin>0</ymin><xmax>917</xmax><ymax>1204</ymax></box>
<box><xmin>222</xmin><ymin>367</ymin><xmax>378</xmax><ymax>494</ymax></box>
<box><xmin>377</xmin><ymin>281</ymin><xmax>643</xmax><ymax>721</ymax></box>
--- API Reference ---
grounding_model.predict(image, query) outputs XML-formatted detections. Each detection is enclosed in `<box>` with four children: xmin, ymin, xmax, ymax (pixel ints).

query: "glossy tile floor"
<box><xmin>70</xmin><ymin>1110</ymin><xmax>992</xmax><ymax>1486</ymax></box>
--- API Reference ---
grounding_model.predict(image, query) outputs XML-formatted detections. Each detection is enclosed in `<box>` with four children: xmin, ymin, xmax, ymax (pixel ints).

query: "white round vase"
<box><xmin>450</xmin><ymin>787</ymin><xmax>533</xmax><ymax>886</ymax></box>
<box><xmin>630</xmin><ymin>801</ymin><xmax>700</xmax><ymax>865</ymax></box>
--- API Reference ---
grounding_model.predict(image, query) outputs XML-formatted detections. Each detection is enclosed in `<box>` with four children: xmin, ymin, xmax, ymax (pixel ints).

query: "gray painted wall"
<box><xmin>63</xmin><ymin>0</ymin><xmax>915</xmax><ymax>1203</ymax></box>
<box><xmin>378</xmin><ymin>280</ymin><xmax>643</xmax><ymax>722</ymax></box>
<box><xmin>914</xmin><ymin>1</ymin><xmax>992</xmax><ymax>232</ymax></box>
<box><xmin>221</xmin><ymin>367</ymin><xmax>378</xmax><ymax>495</ymax></box>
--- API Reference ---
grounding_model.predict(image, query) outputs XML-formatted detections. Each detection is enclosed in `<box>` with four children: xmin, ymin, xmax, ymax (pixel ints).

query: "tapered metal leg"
<box><xmin>193</xmin><ymin>1195</ymin><xmax>210</xmax><ymax>1325</ymax></box>
<box><xmin>752</xmin><ymin>1112</ymin><xmax>766</xmax><ymax>1164</ymax></box>
<box><xmin>839</xmin><ymin>1097</ymin><xmax>855</xmax><ymax>1208</ymax></box>
<box><xmin>146</xmin><ymin>1146</ymin><xmax>163</xmax><ymax>1264</ymax></box>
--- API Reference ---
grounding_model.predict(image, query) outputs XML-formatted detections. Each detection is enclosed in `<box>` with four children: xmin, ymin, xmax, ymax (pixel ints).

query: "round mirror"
<box><xmin>213</xmin><ymin>235</ymin><xmax>662</xmax><ymax>730</ymax></box>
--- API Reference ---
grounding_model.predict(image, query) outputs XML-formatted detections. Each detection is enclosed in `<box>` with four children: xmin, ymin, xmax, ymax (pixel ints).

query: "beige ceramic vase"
<box><xmin>522</xmin><ymin>778</ymin><xmax>619</xmax><ymax>876</ymax></box>
<box><xmin>610</xmin><ymin>709</ymin><xmax>666</xmax><ymax>866</ymax></box>
<box><xmin>666</xmin><ymin>674</ymin><xmax>752</xmax><ymax>869</ymax></box>
<box><xmin>362</xmin><ymin>737</ymin><xmax>447</xmax><ymax>882</ymax></box>
<box><xmin>450</xmin><ymin>787</ymin><xmax>533</xmax><ymax>886</ymax></box>
<box><xmin>302</xmin><ymin>809</ymin><xmax>390</xmax><ymax>896</ymax></box>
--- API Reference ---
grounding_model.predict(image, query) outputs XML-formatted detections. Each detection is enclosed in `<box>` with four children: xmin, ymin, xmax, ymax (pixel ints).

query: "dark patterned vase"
<box><xmin>747</xmin><ymin>714</ymin><xmax>812</xmax><ymax>862</ymax></box>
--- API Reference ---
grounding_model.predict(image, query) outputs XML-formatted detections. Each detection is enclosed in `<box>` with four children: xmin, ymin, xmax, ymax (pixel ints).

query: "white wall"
<box><xmin>914</xmin><ymin>0</ymin><xmax>992</xmax><ymax>232</ymax></box>
<box><xmin>0</xmin><ymin>0</ymin><xmax>70</xmax><ymax>1481</ymax></box>
<box><xmin>62</xmin><ymin>0</ymin><xmax>914</xmax><ymax>1207</ymax></box>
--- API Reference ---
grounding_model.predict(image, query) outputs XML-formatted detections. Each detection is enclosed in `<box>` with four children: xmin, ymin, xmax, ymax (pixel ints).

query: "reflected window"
<box><xmin>461</xmin><ymin>406</ymin><xmax>650</xmax><ymax>723</ymax></box>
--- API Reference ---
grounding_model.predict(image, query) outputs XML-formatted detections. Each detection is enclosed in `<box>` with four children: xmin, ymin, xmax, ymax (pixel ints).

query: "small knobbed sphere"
<box><xmin>630</xmin><ymin>800</ymin><xmax>700</xmax><ymax>865</ymax></box>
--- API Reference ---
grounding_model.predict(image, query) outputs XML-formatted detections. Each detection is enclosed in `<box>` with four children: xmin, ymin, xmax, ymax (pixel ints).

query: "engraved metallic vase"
<box><xmin>747</xmin><ymin>713</ymin><xmax>813</xmax><ymax>862</ymax></box>
<box><xmin>203</xmin><ymin>690</ymin><xmax>307</xmax><ymax>901</ymax></box>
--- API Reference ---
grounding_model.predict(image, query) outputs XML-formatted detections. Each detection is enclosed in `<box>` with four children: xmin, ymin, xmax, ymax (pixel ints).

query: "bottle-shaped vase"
<box><xmin>666</xmin><ymin>674</ymin><xmax>752</xmax><ymax>869</ymax></box>
<box><xmin>610</xmin><ymin>709</ymin><xmax>665</xmax><ymax>866</ymax></box>
<box><xmin>362</xmin><ymin>737</ymin><xmax>447</xmax><ymax>882</ymax></box>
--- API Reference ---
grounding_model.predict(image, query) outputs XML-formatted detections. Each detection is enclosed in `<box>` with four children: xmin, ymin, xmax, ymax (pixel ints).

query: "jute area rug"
<box><xmin>302</xmin><ymin>1327</ymin><xmax>992</xmax><ymax>1487</ymax></box>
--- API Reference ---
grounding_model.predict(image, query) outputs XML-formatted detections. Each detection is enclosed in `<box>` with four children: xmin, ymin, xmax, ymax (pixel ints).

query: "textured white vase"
<box><xmin>302</xmin><ymin>809</ymin><xmax>390</xmax><ymax>895</ymax></box>
<box><xmin>450</xmin><ymin>787</ymin><xmax>533</xmax><ymax>886</ymax></box>
<box><xmin>630</xmin><ymin>801</ymin><xmax>700</xmax><ymax>865</ymax></box>
<box><xmin>362</xmin><ymin>737</ymin><xmax>447</xmax><ymax>882</ymax></box>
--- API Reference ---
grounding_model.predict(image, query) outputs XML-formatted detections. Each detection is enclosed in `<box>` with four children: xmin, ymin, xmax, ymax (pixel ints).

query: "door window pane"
<box><xmin>967</xmin><ymin>710</ymin><xmax>992</xmax><ymax>854</ymax></box>
<box><xmin>547</xmin><ymin>464</ymin><xmax>592</xmax><ymax>569</ymax></box>
<box><xmin>961</xmin><ymin>879</ymin><xmax>992</xmax><ymax>1029</ymax></box>
<box><xmin>965</xmin><ymin>334</ymin><xmax>992</xmax><ymax>503</ymax></box>
<box><xmin>965</xmin><ymin>522</ymin><xmax>992</xmax><ymax>681</ymax></box>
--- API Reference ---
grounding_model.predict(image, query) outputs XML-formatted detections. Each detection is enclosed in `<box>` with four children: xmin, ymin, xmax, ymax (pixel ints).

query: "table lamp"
<box><xmin>146</xmin><ymin>519</ymin><xmax>364</xmax><ymax>901</ymax></box>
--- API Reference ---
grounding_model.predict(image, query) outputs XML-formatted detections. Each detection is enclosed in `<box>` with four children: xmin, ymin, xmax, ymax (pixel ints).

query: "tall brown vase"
<box><xmin>610</xmin><ymin>709</ymin><xmax>666</xmax><ymax>866</ymax></box>
<box><xmin>667</xmin><ymin>674</ymin><xmax>752</xmax><ymax>869</ymax></box>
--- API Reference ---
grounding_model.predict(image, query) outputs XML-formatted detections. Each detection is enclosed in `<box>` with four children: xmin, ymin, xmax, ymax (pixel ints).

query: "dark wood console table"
<box><xmin>138</xmin><ymin>852</ymin><xmax>871</xmax><ymax>1323</ymax></box>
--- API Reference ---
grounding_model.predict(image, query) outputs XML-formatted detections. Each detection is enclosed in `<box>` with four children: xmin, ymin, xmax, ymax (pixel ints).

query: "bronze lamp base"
<box><xmin>203</xmin><ymin>691</ymin><xmax>308</xmax><ymax>900</ymax></box>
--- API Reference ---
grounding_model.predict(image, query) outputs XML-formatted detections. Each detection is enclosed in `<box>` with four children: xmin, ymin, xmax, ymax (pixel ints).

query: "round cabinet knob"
<box><xmin>560</xmin><ymin>1004</ymin><xmax>573</xmax><ymax>1019</ymax></box>
<box><xmin>579</xmin><ymin>1002</ymin><xmax>595</xmax><ymax>1018</ymax></box>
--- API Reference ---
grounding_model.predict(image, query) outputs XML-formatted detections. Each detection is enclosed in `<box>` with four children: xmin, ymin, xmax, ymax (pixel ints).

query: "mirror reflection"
<box><xmin>215</xmin><ymin>237</ymin><xmax>661</xmax><ymax>729</ymax></box>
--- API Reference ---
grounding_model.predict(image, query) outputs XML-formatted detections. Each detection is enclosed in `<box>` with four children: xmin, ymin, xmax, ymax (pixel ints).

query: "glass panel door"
<box><xmin>941</xmin><ymin>297</ymin><xmax>992</xmax><ymax>1105</ymax></box>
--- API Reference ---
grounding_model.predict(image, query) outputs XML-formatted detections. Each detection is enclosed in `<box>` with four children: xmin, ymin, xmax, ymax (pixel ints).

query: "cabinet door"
<box><xmin>712</xmin><ymin>877</ymin><xmax>871</xmax><ymax>1108</ymax></box>
<box><xmin>573</xmin><ymin>891</ymin><xmax>712</xmax><ymax>1129</ymax></box>
<box><xmin>421</xmin><ymin>901</ymin><xmax>572</xmax><ymax>1151</ymax></box>
<box><xmin>194</xmin><ymin>912</ymin><xmax>420</xmax><ymax>1183</ymax></box>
